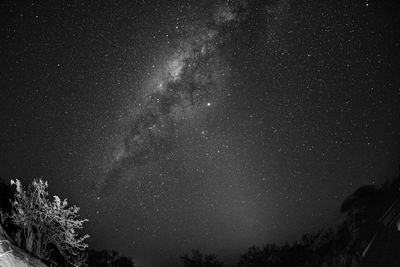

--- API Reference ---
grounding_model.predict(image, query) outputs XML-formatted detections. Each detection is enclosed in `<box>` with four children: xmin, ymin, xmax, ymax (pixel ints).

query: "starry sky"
<box><xmin>1</xmin><ymin>0</ymin><xmax>400</xmax><ymax>266</ymax></box>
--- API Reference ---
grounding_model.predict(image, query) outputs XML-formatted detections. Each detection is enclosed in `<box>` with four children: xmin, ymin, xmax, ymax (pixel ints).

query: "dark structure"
<box><xmin>0</xmin><ymin>225</ymin><xmax>47</xmax><ymax>267</ymax></box>
<box><xmin>362</xmin><ymin>196</ymin><xmax>400</xmax><ymax>266</ymax></box>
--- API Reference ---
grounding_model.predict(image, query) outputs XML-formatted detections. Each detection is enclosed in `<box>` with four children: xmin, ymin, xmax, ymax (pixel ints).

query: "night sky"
<box><xmin>1</xmin><ymin>0</ymin><xmax>400</xmax><ymax>266</ymax></box>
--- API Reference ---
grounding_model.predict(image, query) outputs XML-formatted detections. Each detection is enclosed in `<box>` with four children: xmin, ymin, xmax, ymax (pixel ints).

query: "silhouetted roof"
<box><xmin>380</xmin><ymin>197</ymin><xmax>400</xmax><ymax>229</ymax></box>
<box><xmin>362</xmin><ymin>194</ymin><xmax>400</xmax><ymax>267</ymax></box>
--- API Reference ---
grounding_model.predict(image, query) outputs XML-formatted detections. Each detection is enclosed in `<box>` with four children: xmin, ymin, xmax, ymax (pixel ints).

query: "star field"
<box><xmin>1</xmin><ymin>0</ymin><xmax>399</xmax><ymax>266</ymax></box>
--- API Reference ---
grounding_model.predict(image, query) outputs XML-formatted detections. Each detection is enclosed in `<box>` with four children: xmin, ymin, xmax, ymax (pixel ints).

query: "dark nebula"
<box><xmin>101</xmin><ymin>0</ymin><xmax>270</xmax><ymax>193</ymax></box>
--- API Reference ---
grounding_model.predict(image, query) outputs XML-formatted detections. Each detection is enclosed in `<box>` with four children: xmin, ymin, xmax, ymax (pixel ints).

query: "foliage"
<box><xmin>339</xmin><ymin>171</ymin><xmax>400</xmax><ymax>265</ymax></box>
<box><xmin>0</xmin><ymin>180</ymin><xmax>14</xmax><ymax>214</ymax></box>
<box><xmin>8</xmin><ymin>178</ymin><xmax>89</xmax><ymax>266</ymax></box>
<box><xmin>0</xmin><ymin>180</ymin><xmax>14</xmax><ymax>229</ymax></box>
<box><xmin>86</xmin><ymin>249</ymin><xmax>136</xmax><ymax>267</ymax></box>
<box><xmin>181</xmin><ymin>250</ymin><xmax>226</xmax><ymax>267</ymax></box>
<box><xmin>181</xmin><ymin>169</ymin><xmax>400</xmax><ymax>267</ymax></box>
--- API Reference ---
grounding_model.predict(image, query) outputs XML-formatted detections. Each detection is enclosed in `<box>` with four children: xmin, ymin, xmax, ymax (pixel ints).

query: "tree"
<box><xmin>0</xmin><ymin>179</ymin><xmax>15</xmax><ymax>232</ymax></box>
<box><xmin>9</xmin><ymin>179</ymin><xmax>89</xmax><ymax>266</ymax></box>
<box><xmin>0</xmin><ymin>179</ymin><xmax>14</xmax><ymax>214</ymax></box>
<box><xmin>181</xmin><ymin>250</ymin><xmax>226</xmax><ymax>267</ymax></box>
<box><xmin>339</xmin><ymin>170</ymin><xmax>400</xmax><ymax>266</ymax></box>
<box><xmin>87</xmin><ymin>249</ymin><xmax>136</xmax><ymax>267</ymax></box>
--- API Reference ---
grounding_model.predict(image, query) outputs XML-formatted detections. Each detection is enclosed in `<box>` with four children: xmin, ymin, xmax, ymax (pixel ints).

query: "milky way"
<box><xmin>3</xmin><ymin>0</ymin><xmax>400</xmax><ymax>266</ymax></box>
<box><xmin>101</xmin><ymin>0</ymin><xmax>255</xmax><ymax>192</ymax></box>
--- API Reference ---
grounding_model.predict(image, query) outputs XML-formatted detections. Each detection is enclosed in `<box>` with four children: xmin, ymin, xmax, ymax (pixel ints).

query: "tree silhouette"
<box><xmin>87</xmin><ymin>249</ymin><xmax>136</xmax><ymax>267</ymax></box>
<box><xmin>181</xmin><ymin>250</ymin><xmax>226</xmax><ymax>267</ymax></box>
<box><xmin>0</xmin><ymin>179</ymin><xmax>15</xmax><ymax>233</ymax></box>
<box><xmin>180</xmin><ymin>167</ymin><xmax>400</xmax><ymax>267</ymax></box>
<box><xmin>340</xmin><ymin>170</ymin><xmax>400</xmax><ymax>265</ymax></box>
